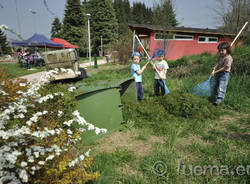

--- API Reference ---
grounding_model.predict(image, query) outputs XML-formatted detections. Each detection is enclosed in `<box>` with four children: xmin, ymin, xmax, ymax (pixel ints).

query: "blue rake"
<box><xmin>135</xmin><ymin>35</ymin><xmax>170</xmax><ymax>94</ymax></box>
<box><xmin>189</xmin><ymin>75</ymin><xmax>212</xmax><ymax>97</ymax></box>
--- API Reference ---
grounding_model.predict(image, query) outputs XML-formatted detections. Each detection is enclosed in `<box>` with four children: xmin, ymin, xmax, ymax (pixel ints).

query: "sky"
<box><xmin>0</xmin><ymin>0</ymin><xmax>223</xmax><ymax>41</ymax></box>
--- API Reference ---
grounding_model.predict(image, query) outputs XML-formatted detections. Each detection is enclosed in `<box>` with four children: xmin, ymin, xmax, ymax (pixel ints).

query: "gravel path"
<box><xmin>19</xmin><ymin>59</ymin><xmax>108</xmax><ymax>82</ymax></box>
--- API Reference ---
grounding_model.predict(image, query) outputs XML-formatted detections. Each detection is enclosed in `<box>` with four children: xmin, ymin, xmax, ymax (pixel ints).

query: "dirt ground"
<box><xmin>93</xmin><ymin>128</ymin><xmax>165</xmax><ymax>157</ymax></box>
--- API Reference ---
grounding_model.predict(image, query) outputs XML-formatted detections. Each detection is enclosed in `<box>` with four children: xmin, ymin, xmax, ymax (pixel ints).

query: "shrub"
<box><xmin>168</xmin><ymin>64</ymin><xmax>200</xmax><ymax>78</ymax></box>
<box><xmin>110</xmin><ymin>33</ymin><xmax>133</xmax><ymax>64</ymax></box>
<box><xmin>231</xmin><ymin>45</ymin><xmax>250</xmax><ymax>75</ymax></box>
<box><xmin>0</xmin><ymin>70</ymin><xmax>107</xmax><ymax>183</ymax></box>
<box><xmin>122</xmin><ymin>91</ymin><xmax>219</xmax><ymax>137</ymax></box>
<box><xmin>157</xmin><ymin>91</ymin><xmax>219</xmax><ymax>120</ymax></box>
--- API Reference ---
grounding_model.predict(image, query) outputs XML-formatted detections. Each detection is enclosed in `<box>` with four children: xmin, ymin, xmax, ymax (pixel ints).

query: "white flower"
<box><xmin>25</xmin><ymin>148</ymin><xmax>31</xmax><ymax>156</ymax></box>
<box><xmin>57</xmin><ymin>110</ymin><xmax>63</xmax><ymax>118</ymax></box>
<box><xmin>67</xmin><ymin>129</ymin><xmax>73</xmax><ymax>135</ymax></box>
<box><xmin>28</xmin><ymin>156</ymin><xmax>34</xmax><ymax>163</ymax></box>
<box><xmin>0</xmin><ymin>24</ymin><xmax>8</xmax><ymax>30</ymax></box>
<box><xmin>101</xmin><ymin>128</ymin><xmax>107</xmax><ymax>134</ymax></box>
<box><xmin>38</xmin><ymin>161</ymin><xmax>45</xmax><ymax>165</ymax></box>
<box><xmin>72</xmin><ymin>110</ymin><xmax>80</xmax><ymax>116</ymax></box>
<box><xmin>16</xmin><ymin>90</ymin><xmax>23</xmax><ymax>94</ymax></box>
<box><xmin>88</xmin><ymin>124</ymin><xmax>95</xmax><ymax>130</ymax></box>
<box><xmin>34</xmin><ymin>152</ymin><xmax>39</xmax><ymax>158</ymax></box>
<box><xmin>46</xmin><ymin>155</ymin><xmax>54</xmax><ymax>161</ymax></box>
<box><xmin>63</xmin><ymin>120</ymin><xmax>73</xmax><ymax>126</ymax></box>
<box><xmin>5</xmin><ymin>150</ymin><xmax>22</xmax><ymax>164</ymax></box>
<box><xmin>14</xmin><ymin>113</ymin><xmax>25</xmax><ymax>119</ymax></box>
<box><xmin>48</xmin><ymin>129</ymin><xmax>55</xmax><ymax>135</ymax></box>
<box><xmin>0</xmin><ymin>90</ymin><xmax>8</xmax><ymax>96</ymax></box>
<box><xmin>30</xmin><ymin>116</ymin><xmax>38</xmax><ymax>123</ymax></box>
<box><xmin>85</xmin><ymin>149</ymin><xmax>90</xmax><ymax>157</ymax></box>
<box><xmin>21</xmin><ymin>161</ymin><xmax>28</xmax><ymax>167</ymax></box>
<box><xmin>68</xmin><ymin>86</ymin><xmax>76</xmax><ymax>92</ymax></box>
<box><xmin>79</xmin><ymin>155</ymin><xmax>85</xmax><ymax>161</ymax></box>
<box><xmin>19</xmin><ymin>169</ymin><xmax>28</xmax><ymax>182</ymax></box>
<box><xmin>5</xmin><ymin>154</ymin><xmax>17</xmax><ymax>164</ymax></box>
<box><xmin>1</xmin><ymin>80</ymin><xmax>5</xmax><ymax>85</ymax></box>
<box><xmin>26</xmin><ymin>120</ymin><xmax>32</xmax><ymax>126</ymax></box>
<box><xmin>79</xmin><ymin>128</ymin><xmax>85</xmax><ymax>132</ymax></box>
<box><xmin>96</xmin><ymin>128</ymin><xmax>102</xmax><ymax>135</ymax></box>
<box><xmin>19</xmin><ymin>83</ymin><xmax>26</xmax><ymax>87</ymax></box>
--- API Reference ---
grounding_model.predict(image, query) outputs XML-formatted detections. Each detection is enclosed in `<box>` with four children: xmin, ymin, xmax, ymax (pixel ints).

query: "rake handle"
<box><xmin>134</xmin><ymin>35</ymin><xmax>162</xmax><ymax>76</ymax></box>
<box><xmin>231</xmin><ymin>21</ymin><xmax>248</xmax><ymax>47</ymax></box>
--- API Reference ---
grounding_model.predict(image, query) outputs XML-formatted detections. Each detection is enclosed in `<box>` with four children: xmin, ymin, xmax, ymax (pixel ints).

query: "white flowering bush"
<box><xmin>0</xmin><ymin>69</ymin><xmax>106</xmax><ymax>183</ymax></box>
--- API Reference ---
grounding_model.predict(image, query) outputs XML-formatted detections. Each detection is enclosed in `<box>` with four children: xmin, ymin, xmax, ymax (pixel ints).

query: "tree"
<box><xmin>50</xmin><ymin>17</ymin><xmax>62</xmax><ymax>38</ymax></box>
<box><xmin>111</xmin><ymin>33</ymin><xmax>133</xmax><ymax>64</ymax></box>
<box><xmin>88</xmin><ymin>0</ymin><xmax>118</xmax><ymax>54</ymax></box>
<box><xmin>214</xmin><ymin>0</ymin><xmax>250</xmax><ymax>33</ymax></box>
<box><xmin>131</xmin><ymin>2</ymin><xmax>152</xmax><ymax>24</ymax></box>
<box><xmin>0</xmin><ymin>29</ymin><xmax>10</xmax><ymax>56</ymax></box>
<box><xmin>152</xmin><ymin>0</ymin><xmax>178</xmax><ymax>27</ymax></box>
<box><xmin>78</xmin><ymin>26</ymin><xmax>89</xmax><ymax>56</ymax></box>
<box><xmin>61</xmin><ymin>0</ymin><xmax>86</xmax><ymax>54</ymax></box>
<box><xmin>113</xmin><ymin>0</ymin><xmax>131</xmax><ymax>35</ymax></box>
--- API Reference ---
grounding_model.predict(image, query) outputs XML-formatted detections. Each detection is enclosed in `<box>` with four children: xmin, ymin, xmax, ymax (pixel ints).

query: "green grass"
<box><xmin>0</xmin><ymin>63</ymin><xmax>45</xmax><ymax>78</ymax></box>
<box><xmin>135</xmin><ymin>128</ymin><xmax>152</xmax><ymax>141</ymax></box>
<box><xmin>79</xmin><ymin>46</ymin><xmax>250</xmax><ymax>183</ymax></box>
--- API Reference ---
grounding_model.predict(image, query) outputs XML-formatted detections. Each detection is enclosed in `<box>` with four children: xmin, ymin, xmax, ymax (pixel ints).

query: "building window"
<box><xmin>154</xmin><ymin>33</ymin><xmax>173</xmax><ymax>40</ymax></box>
<box><xmin>208</xmin><ymin>37</ymin><xmax>218</xmax><ymax>42</ymax></box>
<box><xmin>198</xmin><ymin>36</ymin><xmax>218</xmax><ymax>43</ymax></box>
<box><xmin>198</xmin><ymin>37</ymin><xmax>206</xmax><ymax>42</ymax></box>
<box><xmin>174</xmin><ymin>34</ymin><xmax>194</xmax><ymax>40</ymax></box>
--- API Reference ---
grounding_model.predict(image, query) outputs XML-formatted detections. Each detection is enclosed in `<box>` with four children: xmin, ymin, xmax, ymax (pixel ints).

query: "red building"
<box><xmin>129</xmin><ymin>24</ymin><xmax>237</xmax><ymax>60</ymax></box>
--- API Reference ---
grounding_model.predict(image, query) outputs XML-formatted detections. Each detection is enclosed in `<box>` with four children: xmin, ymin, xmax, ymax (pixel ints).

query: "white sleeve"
<box><xmin>164</xmin><ymin>61</ymin><xmax>169</xmax><ymax>70</ymax></box>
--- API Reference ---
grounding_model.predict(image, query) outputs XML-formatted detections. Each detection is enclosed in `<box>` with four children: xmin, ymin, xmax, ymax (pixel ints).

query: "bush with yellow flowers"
<box><xmin>0</xmin><ymin>68</ymin><xmax>106</xmax><ymax>183</ymax></box>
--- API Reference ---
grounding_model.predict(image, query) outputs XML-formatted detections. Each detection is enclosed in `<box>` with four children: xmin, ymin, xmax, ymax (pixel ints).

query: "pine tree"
<box><xmin>131</xmin><ymin>2</ymin><xmax>145</xmax><ymax>24</ymax></box>
<box><xmin>50</xmin><ymin>17</ymin><xmax>62</xmax><ymax>38</ymax></box>
<box><xmin>124</xmin><ymin>0</ymin><xmax>132</xmax><ymax>23</ymax></box>
<box><xmin>152</xmin><ymin>0</ymin><xmax>178</xmax><ymax>27</ymax></box>
<box><xmin>0</xmin><ymin>29</ymin><xmax>10</xmax><ymax>56</ymax></box>
<box><xmin>113</xmin><ymin>0</ymin><xmax>131</xmax><ymax>35</ymax></box>
<box><xmin>131</xmin><ymin>2</ymin><xmax>153</xmax><ymax>24</ymax></box>
<box><xmin>88</xmin><ymin>0</ymin><xmax>118</xmax><ymax>53</ymax></box>
<box><xmin>61</xmin><ymin>0</ymin><xmax>86</xmax><ymax>45</ymax></box>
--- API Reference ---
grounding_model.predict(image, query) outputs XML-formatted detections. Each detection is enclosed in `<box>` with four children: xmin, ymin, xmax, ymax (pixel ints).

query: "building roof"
<box><xmin>12</xmin><ymin>34</ymin><xmax>63</xmax><ymax>48</ymax></box>
<box><xmin>128</xmin><ymin>23</ymin><xmax>237</xmax><ymax>37</ymax></box>
<box><xmin>51</xmin><ymin>37</ymin><xmax>79</xmax><ymax>48</ymax></box>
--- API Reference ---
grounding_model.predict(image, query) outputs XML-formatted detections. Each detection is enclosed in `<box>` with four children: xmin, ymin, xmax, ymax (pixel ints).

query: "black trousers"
<box><xmin>136</xmin><ymin>82</ymin><xmax>144</xmax><ymax>101</ymax></box>
<box><xmin>154</xmin><ymin>79</ymin><xmax>165</xmax><ymax>96</ymax></box>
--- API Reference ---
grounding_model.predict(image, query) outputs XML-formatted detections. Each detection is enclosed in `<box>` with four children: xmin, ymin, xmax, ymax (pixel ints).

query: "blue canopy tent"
<box><xmin>11</xmin><ymin>33</ymin><xmax>63</xmax><ymax>48</ymax></box>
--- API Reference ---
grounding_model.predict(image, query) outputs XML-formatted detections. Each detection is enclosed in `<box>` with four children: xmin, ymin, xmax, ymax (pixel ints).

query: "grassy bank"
<box><xmin>0</xmin><ymin>63</ymin><xmax>45</xmax><ymax>78</ymax></box>
<box><xmin>80</xmin><ymin>46</ymin><xmax>250</xmax><ymax>183</ymax></box>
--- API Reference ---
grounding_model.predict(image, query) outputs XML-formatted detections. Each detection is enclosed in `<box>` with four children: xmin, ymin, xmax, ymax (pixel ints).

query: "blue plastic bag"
<box><xmin>189</xmin><ymin>76</ymin><xmax>212</xmax><ymax>97</ymax></box>
<box><xmin>162</xmin><ymin>80</ymin><xmax>170</xmax><ymax>94</ymax></box>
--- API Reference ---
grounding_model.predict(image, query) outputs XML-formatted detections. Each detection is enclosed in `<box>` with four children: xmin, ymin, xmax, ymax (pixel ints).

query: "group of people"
<box><xmin>131</xmin><ymin>41</ymin><xmax>233</xmax><ymax>106</ymax></box>
<box><xmin>17</xmin><ymin>48</ymin><xmax>45</xmax><ymax>69</ymax></box>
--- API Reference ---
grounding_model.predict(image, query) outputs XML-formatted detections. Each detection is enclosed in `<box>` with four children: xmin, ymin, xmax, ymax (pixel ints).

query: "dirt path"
<box><xmin>19</xmin><ymin>59</ymin><xmax>108</xmax><ymax>82</ymax></box>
